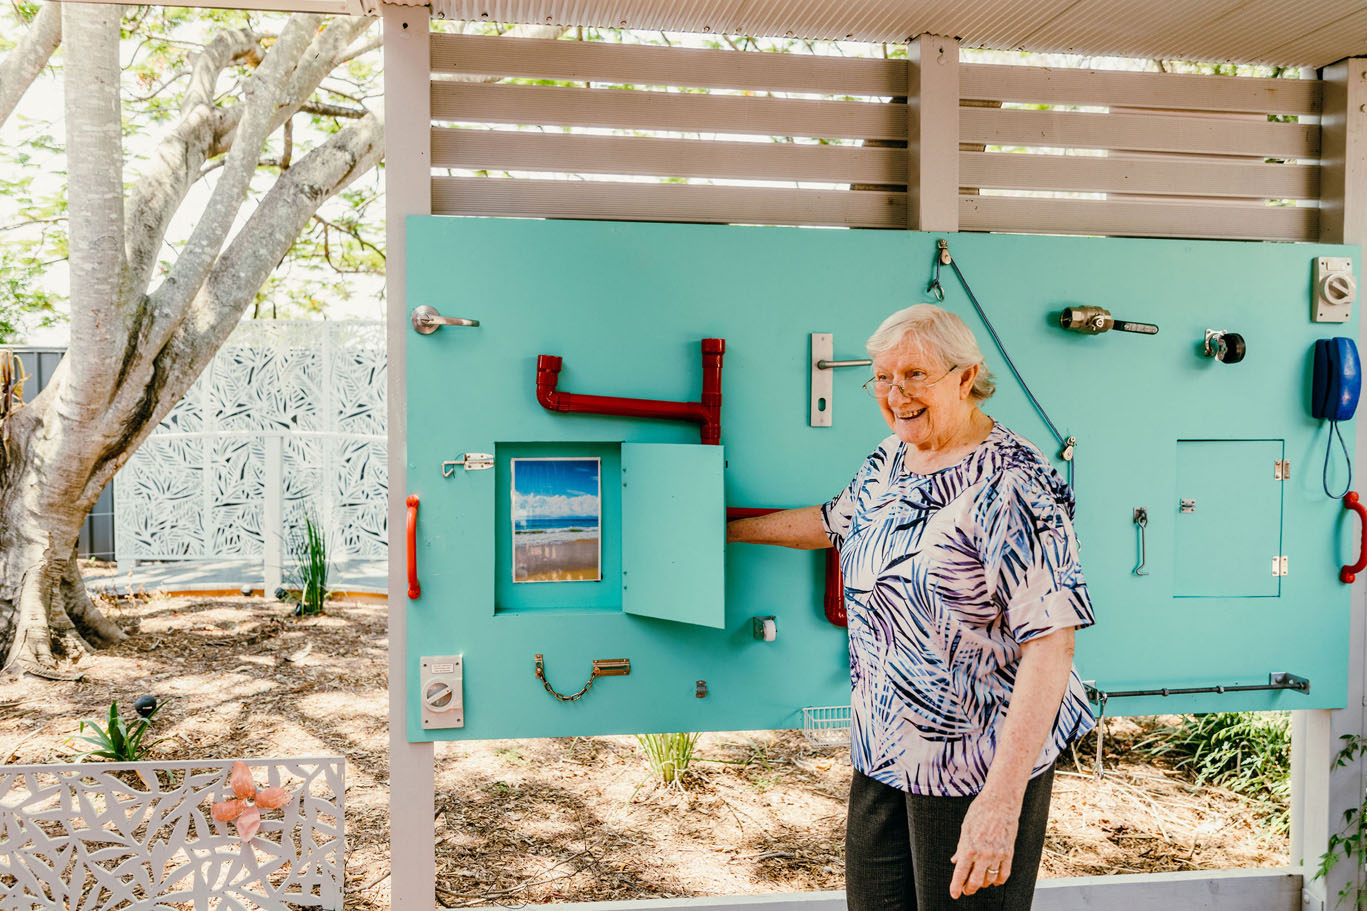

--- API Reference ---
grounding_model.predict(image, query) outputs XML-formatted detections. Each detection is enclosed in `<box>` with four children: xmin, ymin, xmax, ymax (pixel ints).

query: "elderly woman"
<box><xmin>728</xmin><ymin>304</ymin><xmax>1095</xmax><ymax>911</ymax></box>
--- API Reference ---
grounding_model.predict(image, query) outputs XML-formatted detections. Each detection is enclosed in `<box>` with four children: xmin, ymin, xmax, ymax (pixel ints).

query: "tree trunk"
<box><xmin>0</xmin><ymin>8</ymin><xmax>383</xmax><ymax>674</ymax></box>
<box><xmin>0</xmin><ymin>401</ymin><xmax>127</xmax><ymax>675</ymax></box>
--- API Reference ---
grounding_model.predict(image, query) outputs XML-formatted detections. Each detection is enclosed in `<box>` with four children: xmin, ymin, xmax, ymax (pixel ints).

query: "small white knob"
<box><xmin>424</xmin><ymin>679</ymin><xmax>456</xmax><ymax>711</ymax></box>
<box><xmin>1323</xmin><ymin>271</ymin><xmax>1357</xmax><ymax>307</ymax></box>
<box><xmin>761</xmin><ymin>618</ymin><xmax>777</xmax><ymax>642</ymax></box>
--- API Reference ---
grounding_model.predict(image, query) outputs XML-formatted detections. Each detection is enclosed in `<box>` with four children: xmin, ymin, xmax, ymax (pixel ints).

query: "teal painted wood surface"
<box><xmin>1173</xmin><ymin>440</ymin><xmax>1284</xmax><ymax>598</ymax></box>
<box><xmin>621</xmin><ymin>444</ymin><xmax>726</xmax><ymax>628</ymax></box>
<box><xmin>405</xmin><ymin>217</ymin><xmax>1358</xmax><ymax>740</ymax></box>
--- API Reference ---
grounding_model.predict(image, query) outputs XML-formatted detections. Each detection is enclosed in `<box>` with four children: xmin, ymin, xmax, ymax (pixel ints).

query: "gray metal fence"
<box><xmin>6</xmin><ymin>347</ymin><xmax>115</xmax><ymax>561</ymax></box>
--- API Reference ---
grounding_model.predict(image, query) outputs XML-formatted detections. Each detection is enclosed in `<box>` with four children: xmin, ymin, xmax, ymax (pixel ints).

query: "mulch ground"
<box><xmin>0</xmin><ymin>591</ymin><xmax>1288</xmax><ymax>909</ymax></box>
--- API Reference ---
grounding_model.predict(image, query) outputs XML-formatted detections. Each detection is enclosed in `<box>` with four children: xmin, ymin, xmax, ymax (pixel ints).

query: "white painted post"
<box><xmin>907</xmin><ymin>34</ymin><xmax>960</xmax><ymax>232</ymax></box>
<box><xmin>1291</xmin><ymin>709</ymin><xmax>1334</xmax><ymax>908</ymax></box>
<box><xmin>1300</xmin><ymin>55</ymin><xmax>1367</xmax><ymax>911</ymax></box>
<box><xmin>1319</xmin><ymin>58</ymin><xmax>1367</xmax><ymax>247</ymax></box>
<box><xmin>264</xmin><ymin>434</ymin><xmax>283</xmax><ymax>596</ymax></box>
<box><xmin>383</xmin><ymin>4</ymin><xmax>437</xmax><ymax>909</ymax></box>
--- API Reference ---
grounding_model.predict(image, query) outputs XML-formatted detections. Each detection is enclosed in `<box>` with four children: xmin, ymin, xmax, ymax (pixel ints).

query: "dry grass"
<box><xmin>0</xmin><ymin>592</ymin><xmax>1287</xmax><ymax>909</ymax></box>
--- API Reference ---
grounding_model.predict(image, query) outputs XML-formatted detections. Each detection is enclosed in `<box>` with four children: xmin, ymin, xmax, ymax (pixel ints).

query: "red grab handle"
<box><xmin>823</xmin><ymin>548</ymin><xmax>847</xmax><ymax>627</ymax></box>
<box><xmin>406</xmin><ymin>494</ymin><xmax>421</xmax><ymax>599</ymax></box>
<box><xmin>1342</xmin><ymin>491</ymin><xmax>1367</xmax><ymax>584</ymax></box>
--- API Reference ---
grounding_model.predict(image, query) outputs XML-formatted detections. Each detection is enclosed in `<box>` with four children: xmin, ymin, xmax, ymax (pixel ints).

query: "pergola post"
<box><xmin>1299</xmin><ymin>54</ymin><xmax>1367</xmax><ymax>911</ymax></box>
<box><xmin>907</xmin><ymin>34</ymin><xmax>960</xmax><ymax>232</ymax></box>
<box><xmin>384</xmin><ymin>4</ymin><xmax>437</xmax><ymax>909</ymax></box>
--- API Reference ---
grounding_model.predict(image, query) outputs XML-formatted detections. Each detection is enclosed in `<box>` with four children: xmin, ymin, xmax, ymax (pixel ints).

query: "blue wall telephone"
<box><xmin>1313</xmin><ymin>337</ymin><xmax>1360</xmax><ymax>499</ymax></box>
<box><xmin>1313</xmin><ymin>337</ymin><xmax>1361</xmax><ymax>421</ymax></box>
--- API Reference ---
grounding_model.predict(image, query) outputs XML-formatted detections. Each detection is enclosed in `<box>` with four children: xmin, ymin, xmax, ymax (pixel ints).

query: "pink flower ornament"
<box><xmin>211</xmin><ymin>760</ymin><xmax>293</xmax><ymax>842</ymax></box>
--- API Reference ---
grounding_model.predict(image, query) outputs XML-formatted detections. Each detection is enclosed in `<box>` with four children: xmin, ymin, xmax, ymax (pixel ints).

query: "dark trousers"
<box><xmin>845</xmin><ymin>765</ymin><xmax>1054</xmax><ymax>911</ymax></box>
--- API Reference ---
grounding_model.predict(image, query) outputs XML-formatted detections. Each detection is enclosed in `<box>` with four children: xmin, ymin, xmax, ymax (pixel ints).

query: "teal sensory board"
<box><xmin>405</xmin><ymin>216</ymin><xmax>1358</xmax><ymax>741</ymax></box>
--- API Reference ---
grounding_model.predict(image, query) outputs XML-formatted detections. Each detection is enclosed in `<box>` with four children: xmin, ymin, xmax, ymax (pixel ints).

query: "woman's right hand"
<box><xmin>727</xmin><ymin>505</ymin><xmax>831</xmax><ymax>549</ymax></box>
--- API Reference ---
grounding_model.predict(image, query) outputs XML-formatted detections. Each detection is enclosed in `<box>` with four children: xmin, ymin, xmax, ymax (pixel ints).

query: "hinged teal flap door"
<box><xmin>1174</xmin><ymin>440</ymin><xmax>1284</xmax><ymax>597</ymax></box>
<box><xmin>621</xmin><ymin>443</ymin><xmax>726</xmax><ymax>627</ymax></box>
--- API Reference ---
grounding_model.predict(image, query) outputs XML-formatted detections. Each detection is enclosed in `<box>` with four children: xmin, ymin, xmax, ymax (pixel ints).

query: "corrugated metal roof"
<box><xmin>420</xmin><ymin>0</ymin><xmax>1367</xmax><ymax>66</ymax></box>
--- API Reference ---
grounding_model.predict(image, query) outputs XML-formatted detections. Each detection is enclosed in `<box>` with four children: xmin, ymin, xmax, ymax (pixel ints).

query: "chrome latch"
<box><xmin>442</xmin><ymin>453</ymin><xmax>494</xmax><ymax>475</ymax></box>
<box><xmin>1180</xmin><ymin>498</ymin><xmax>1196</xmax><ymax>514</ymax></box>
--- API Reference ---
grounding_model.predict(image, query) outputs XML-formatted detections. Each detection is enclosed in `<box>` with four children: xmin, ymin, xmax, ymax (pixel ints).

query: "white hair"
<box><xmin>865</xmin><ymin>304</ymin><xmax>996</xmax><ymax>401</ymax></box>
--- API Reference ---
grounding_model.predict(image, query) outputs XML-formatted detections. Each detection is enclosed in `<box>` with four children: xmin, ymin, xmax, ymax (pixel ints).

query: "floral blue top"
<box><xmin>822</xmin><ymin>422</ymin><xmax>1096</xmax><ymax>797</ymax></box>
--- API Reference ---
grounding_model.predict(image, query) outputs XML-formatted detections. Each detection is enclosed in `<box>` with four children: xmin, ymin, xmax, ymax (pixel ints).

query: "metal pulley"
<box><xmin>1059</xmin><ymin>306</ymin><xmax>1159</xmax><ymax>336</ymax></box>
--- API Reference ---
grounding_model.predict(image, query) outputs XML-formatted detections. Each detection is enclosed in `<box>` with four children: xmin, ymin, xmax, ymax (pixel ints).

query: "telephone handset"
<box><xmin>1313</xmin><ymin>337</ymin><xmax>1359</xmax><ymax>502</ymax></box>
<box><xmin>1312</xmin><ymin>337</ymin><xmax>1361</xmax><ymax>421</ymax></box>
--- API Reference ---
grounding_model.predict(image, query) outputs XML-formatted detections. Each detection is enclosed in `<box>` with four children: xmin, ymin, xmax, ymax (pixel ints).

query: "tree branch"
<box><xmin>279</xmin><ymin>115</ymin><xmax>293</xmax><ymax>170</ymax></box>
<box><xmin>90</xmin><ymin>111</ymin><xmax>384</xmax><ymax>495</ymax></box>
<box><xmin>127</xmin><ymin>68</ymin><xmax>191</xmax><ymax>104</ymax></box>
<box><xmin>144</xmin><ymin>15</ymin><xmax>321</xmax><ymax>332</ymax></box>
<box><xmin>122</xmin><ymin>27</ymin><xmax>263</xmax><ymax>313</ymax></box>
<box><xmin>314</xmin><ymin>214</ymin><xmax>385</xmax><ymax>261</ymax></box>
<box><xmin>337</xmin><ymin>33</ymin><xmax>381</xmax><ymax>65</ymax></box>
<box><xmin>268</xmin><ymin>17</ymin><xmax>373</xmax><ymax>136</ymax></box>
<box><xmin>301</xmin><ymin>100</ymin><xmax>368</xmax><ymax>119</ymax></box>
<box><xmin>0</xmin><ymin>1</ymin><xmax>61</xmax><ymax>130</ymax></box>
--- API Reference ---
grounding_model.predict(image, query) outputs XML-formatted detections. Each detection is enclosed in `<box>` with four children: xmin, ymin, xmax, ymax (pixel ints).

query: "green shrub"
<box><xmin>67</xmin><ymin>699</ymin><xmax>166</xmax><ymax>762</ymax></box>
<box><xmin>636</xmin><ymin>732</ymin><xmax>702</xmax><ymax>786</ymax></box>
<box><xmin>1140</xmin><ymin>711</ymin><xmax>1290</xmax><ymax>833</ymax></box>
<box><xmin>290</xmin><ymin>510</ymin><xmax>330</xmax><ymax>616</ymax></box>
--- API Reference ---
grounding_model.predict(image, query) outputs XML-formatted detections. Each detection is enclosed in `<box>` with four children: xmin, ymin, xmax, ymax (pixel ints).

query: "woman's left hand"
<box><xmin>949</xmin><ymin>787</ymin><xmax>1020</xmax><ymax>898</ymax></box>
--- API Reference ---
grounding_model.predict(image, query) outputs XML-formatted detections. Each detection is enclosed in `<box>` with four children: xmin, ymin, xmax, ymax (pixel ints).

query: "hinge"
<box><xmin>1273</xmin><ymin>555</ymin><xmax>1289</xmax><ymax>576</ymax></box>
<box><xmin>1274</xmin><ymin>459</ymin><xmax>1291</xmax><ymax>480</ymax></box>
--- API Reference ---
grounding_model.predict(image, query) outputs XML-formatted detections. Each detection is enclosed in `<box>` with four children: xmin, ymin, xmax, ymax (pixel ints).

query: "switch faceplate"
<box><xmin>1314</xmin><ymin>257</ymin><xmax>1355</xmax><ymax>323</ymax></box>
<box><xmin>420</xmin><ymin>655</ymin><xmax>464</xmax><ymax>729</ymax></box>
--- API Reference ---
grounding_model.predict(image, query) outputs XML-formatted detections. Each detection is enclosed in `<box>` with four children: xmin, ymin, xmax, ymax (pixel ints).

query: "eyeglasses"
<box><xmin>862</xmin><ymin>364</ymin><xmax>960</xmax><ymax>399</ymax></box>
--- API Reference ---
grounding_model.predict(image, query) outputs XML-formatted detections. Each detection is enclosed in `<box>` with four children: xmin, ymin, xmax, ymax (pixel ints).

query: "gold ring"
<box><xmin>987</xmin><ymin>867</ymin><xmax>1000</xmax><ymax>874</ymax></box>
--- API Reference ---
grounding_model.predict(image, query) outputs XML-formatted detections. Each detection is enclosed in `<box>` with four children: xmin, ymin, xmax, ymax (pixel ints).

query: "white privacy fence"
<box><xmin>114</xmin><ymin>321</ymin><xmax>387</xmax><ymax>591</ymax></box>
<box><xmin>0</xmin><ymin>757</ymin><xmax>345</xmax><ymax>910</ymax></box>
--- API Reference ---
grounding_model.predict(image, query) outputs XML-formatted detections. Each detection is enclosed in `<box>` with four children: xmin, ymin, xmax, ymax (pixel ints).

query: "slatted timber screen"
<box><xmin>959</xmin><ymin>64</ymin><xmax>1323</xmax><ymax>241</ymax></box>
<box><xmin>430</xmin><ymin>33</ymin><xmax>911</xmax><ymax>228</ymax></box>
<box><xmin>430</xmin><ymin>33</ymin><xmax>1325</xmax><ymax>241</ymax></box>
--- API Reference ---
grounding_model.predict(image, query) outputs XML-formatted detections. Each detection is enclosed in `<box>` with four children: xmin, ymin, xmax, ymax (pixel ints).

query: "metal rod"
<box><xmin>816</xmin><ymin>358</ymin><xmax>873</xmax><ymax>369</ymax></box>
<box><xmin>1085</xmin><ymin>673</ymin><xmax>1308</xmax><ymax>703</ymax></box>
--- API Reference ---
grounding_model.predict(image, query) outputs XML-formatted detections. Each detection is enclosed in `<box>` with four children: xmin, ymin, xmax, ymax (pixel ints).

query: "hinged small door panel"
<box><xmin>621</xmin><ymin>443</ymin><xmax>725</xmax><ymax>628</ymax></box>
<box><xmin>1173</xmin><ymin>440</ymin><xmax>1283</xmax><ymax>598</ymax></box>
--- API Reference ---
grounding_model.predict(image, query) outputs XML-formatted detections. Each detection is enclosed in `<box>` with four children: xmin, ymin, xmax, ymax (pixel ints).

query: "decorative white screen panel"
<box><xmin>115</xmin><ymin>321</ymin><xmax>387</xmax><ymax>565</ymax></box>
<box><xmin>0</xmin><ymin>757</ymin><xmax>344</xmax><ymax>911</ymax></box>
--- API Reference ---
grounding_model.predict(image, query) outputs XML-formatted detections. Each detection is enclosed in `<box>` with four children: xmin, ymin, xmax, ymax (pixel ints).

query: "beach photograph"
<box><xmin>511</xmin><ymin>457</ymin><xmax>603</xmax><ymax>583</ymax></box>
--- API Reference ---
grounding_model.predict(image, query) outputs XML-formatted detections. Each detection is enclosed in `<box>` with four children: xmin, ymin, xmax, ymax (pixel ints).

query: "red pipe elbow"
<box><xmin>536</xmin><ymin>340</ymin><xmax>724</xmax><ymax>444</ymax></box>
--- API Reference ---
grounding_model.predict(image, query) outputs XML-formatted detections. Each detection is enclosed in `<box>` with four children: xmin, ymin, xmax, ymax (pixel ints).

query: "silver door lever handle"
<box><xmin>411</xmin><ymin>305</ymin><xmax>479</xmax><ymax>335</ymax></box>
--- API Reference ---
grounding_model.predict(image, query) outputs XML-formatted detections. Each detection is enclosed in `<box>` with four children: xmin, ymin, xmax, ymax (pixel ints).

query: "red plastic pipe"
<box><xmin>1342</xmin><ymin>491</ymin><xmax>1367</xmax><ymax>583</ymax></box>
<box><xmin>726</xmin><ymin>506</ymin><xmax>847</xmax><ymax>627</ymax></box>
<box><xmin>406</xmin><ymin>494</ymin><xmax>421</xmax><ymax>600</ymax></box>
<box><xmin>536</xmin><ymin>339</ymin><xmax>725</xmax><ymax>445</ymax></box>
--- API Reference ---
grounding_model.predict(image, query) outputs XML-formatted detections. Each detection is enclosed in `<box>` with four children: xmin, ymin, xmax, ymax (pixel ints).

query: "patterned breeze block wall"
<box><xmin>115</xmin><ymin>321</ymin><xmax>387</xmax><ymax>564</ymax></box>
<box><xmin>0</xmin><ymin>757</ymin><xmax>344</xmax><ymax>911</ymax></box>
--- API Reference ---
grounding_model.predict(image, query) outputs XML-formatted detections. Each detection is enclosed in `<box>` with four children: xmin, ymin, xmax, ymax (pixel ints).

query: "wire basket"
<box><xmin>801</xmin><ymin>705</ymin><xmax>851</xmax><ymax>748</ymax></box>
